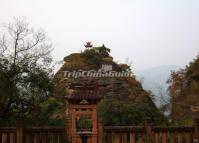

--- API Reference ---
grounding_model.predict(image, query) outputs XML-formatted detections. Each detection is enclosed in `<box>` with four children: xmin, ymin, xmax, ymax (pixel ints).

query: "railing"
<box><xmin>0</xmin><ymin>124</ymin><xmax>199</xmax><ymax>143</ymax></box>
<box><xmin>104</xmin><ymin>126</ymin><xmax>196</xmax><ymax>143</ymax></box>
<box><xmin>0</xmin><ymin>126</ymin><xmax>65</xmax><ymax>143</ymax></box>
<box><xmin>0</xmin><ymin>127</ymin><xmax>16</xmax><ymax>143</ymax></box>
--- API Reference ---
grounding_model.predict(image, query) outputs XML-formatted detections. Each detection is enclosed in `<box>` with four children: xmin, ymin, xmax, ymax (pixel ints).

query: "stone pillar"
<box><xmin>92</xmin><ymin>107</ymin><xmax>97</xmax><ymax>143</ymax></box>
<box><xmin>92</xmin><ymin>107</ymin><xmax>97</xmax><ymax>133</ymax></box>
<box><xmin>65</xmin><ymin>116</ymin><xmax>72</xmax><ymax>143</ymax></box>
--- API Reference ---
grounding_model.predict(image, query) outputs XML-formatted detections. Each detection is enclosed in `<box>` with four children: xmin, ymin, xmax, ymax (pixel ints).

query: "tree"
<box><xmin>168</xmin><ymin>55</ymin><xmax>199</xmax><ymax>125</ymax></box>
<box><xmin>82</xmin><ymin>45</ymin><xmax>111</xmax><ymax>67</ymax></box>
<box><xmin>0</xmin><ymin>18</ymin><xmax>55</xmax><ymax>125</ymax></box>
<box><xmin>97</xmin><ymin>97</ymin><xmax>166</xmax><ymax>126</ymax></box>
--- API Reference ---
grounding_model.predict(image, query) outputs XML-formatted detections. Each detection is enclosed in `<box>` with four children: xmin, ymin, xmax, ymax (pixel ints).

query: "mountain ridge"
<box><xmin>135</xmin><ymin>65</ymin><xmax>180</xmax><ymax>106</ymax></box>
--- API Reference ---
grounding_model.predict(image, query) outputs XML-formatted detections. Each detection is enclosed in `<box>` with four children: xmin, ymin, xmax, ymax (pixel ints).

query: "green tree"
<box><xmin>168</xmin><ymin>55</ymin><xmax>199</xmax><ymax>125</ymax></box>
<box><xmin>82</xmin><ymin>45</ymin><xmax>111</xmax><ymax>67</ymax></box>
<box><xmin>98</xmin><ymin>97</ymin><xmax>166</xmax><ymax>126</ymax></box>
<box><xmin>0</xmin><ymin>18</ymin><xmax>58</xmax><ymax>125</ymax></box>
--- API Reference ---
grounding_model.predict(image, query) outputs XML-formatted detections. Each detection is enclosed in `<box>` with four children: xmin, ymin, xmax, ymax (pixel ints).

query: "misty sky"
<box><xmin>0</xmin><ymin>0</ymin><xmax>199</xmax><ymax>71</ymax></box>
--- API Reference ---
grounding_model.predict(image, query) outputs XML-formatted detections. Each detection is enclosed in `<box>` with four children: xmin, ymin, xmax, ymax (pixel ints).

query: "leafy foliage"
<box><xmin>82</xmin><ymin>45</ymin><xmax>111</xmax><ymax>67</ymax></box>
<box><xmin>25</xmin><ymin>97</ymin><xmax>64</xmax><ymax>126</ymax></box>
<box><xmin>98</xmin><ymin>98</ymin><xmax>166</xmax><ymax>126</ymax></box>
<box><xmin>0</xmin><ymin>18</ymin><xmax>64</xmax><ymax>126</ymax></box>
<box><xmin>168</xmin><ymin>55</ymin><xmax>199</xmax><ymax>125</ymax></box>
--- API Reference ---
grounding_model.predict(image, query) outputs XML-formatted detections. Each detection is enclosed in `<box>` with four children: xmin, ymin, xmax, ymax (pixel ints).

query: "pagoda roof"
<box><xmin>65</xmin><ymin>80</ymin><xmax>107</xmax><ymax>103</ymax></box>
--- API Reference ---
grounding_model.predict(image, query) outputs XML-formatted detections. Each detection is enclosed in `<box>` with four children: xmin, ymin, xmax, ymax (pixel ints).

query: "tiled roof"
<box><xmin>66</xmin><ymin>90</ymin><xmax>103</xmax><ymax>100</ymax></box>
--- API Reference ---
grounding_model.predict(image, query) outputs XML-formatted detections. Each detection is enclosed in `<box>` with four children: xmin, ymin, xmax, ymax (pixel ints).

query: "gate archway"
<box><xmin>65</xmin><ymin>81</ymin><xmax>104</xmax><ymax>143</ymax></box>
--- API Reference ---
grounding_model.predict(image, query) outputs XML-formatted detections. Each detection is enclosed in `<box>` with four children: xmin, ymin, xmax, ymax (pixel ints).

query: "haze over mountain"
<box><xmin>135</xmin><ymin>65</ymin><xmax>180</xmax><ymax>106</ymax></box>
<box><xmin>1</xmin><ymin>0</ymin><xmax>199</xmax><ymax>71</ymax></box>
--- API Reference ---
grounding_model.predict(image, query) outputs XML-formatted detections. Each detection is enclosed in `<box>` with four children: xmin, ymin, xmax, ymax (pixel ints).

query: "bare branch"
<box><xmin>0</xmin><ymin>34</ymin><xmax>8</xmax><ymax>55</ymax></box>
<box><xmin>16</xmin><ymin>30</ymin><xmax>46</xmax><ymax>54</ymax></box>
<box><xmin>0</xmin><ymin>17</ymin><xmax>54</xmax><ymax>119</ymax></box>
<box><xmin>7</xmin><ymin>18</ymin><xmax>29</xmax><ymax>40</ymax></box>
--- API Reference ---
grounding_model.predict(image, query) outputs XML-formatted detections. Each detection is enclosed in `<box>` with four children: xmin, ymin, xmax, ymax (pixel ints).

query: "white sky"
<box><xmin>0</xmin><ymin>0</ymin><xmax>199</xmax><ymax>70</ymax></box>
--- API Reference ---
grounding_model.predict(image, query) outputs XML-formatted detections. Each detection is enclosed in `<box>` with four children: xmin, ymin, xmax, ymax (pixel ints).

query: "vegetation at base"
<box><xmin>168</xmin><ymin>55</ymin><xmax>199</xmax><ymax>125</ymax></box>
<box><xmin>98</xmin><ymin>98</ymin><xmax>167</xmax><ymax>126</ymax></box>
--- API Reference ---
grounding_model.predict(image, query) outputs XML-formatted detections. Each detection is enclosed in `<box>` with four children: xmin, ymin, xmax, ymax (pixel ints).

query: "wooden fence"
<box><xmin>0</xmin><ymin>126</ymin><xmax>65</xmax><ymax>143</ymax></box>
<box><xmin>104</xmin><ymin>126</ymin><xmax>198</xmax><ymax>143</ymax></box>
<box><xmin>1</xmin><ymin>116</ymin><xmax>199</xmax><ymax>143</ymax></box>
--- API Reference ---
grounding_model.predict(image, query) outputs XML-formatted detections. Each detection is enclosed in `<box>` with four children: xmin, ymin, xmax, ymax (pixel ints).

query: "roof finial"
<box><xmin>85</xmin><ymin>42</ymin><xmax>93</xmax><ymax>48</ymax></box>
